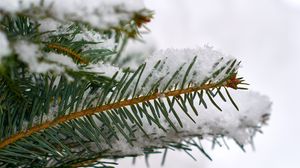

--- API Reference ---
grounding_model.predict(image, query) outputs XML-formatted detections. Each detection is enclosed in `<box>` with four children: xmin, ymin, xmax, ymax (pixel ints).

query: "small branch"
<box><xmin>0</xmin><ymin>77</ymin><xmax>241</xmax><ymax>149</ymax></box>
<box><xmin>47</xmin><ymin>43</ymin><xmax>88</xmax><ymax>64</ymax></box>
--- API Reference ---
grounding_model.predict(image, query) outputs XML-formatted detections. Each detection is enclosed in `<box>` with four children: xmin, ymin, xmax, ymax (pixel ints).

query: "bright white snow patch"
<box><xmin>0</xmin><ymin>0</ymin><xmax>146</xmax><ymax>29</ymax></box>
<box><xmin>14</xmin><ymin>41</ymin><xmax>78</xmax><ymax>73</ymax></box>
<box><xmin>73</xmin><ymin>28</ymin><xmax>117</xmax><ymax>51</ymax></box>
<box><xmin>85</xmin><ymin>62</ymin><xmax>120</xmax><ymax>78</ymax></box>
<box><xmin>0</xmin><ymin>31</ymin><xmax>11</xmax><ymax>62</ymax></box>
<box><xmin>129</xmin><ymin>46</ymin><xmax>237</xmax><ymax>95</ymax></box>
<box><xmin>38</xmin><ymin>18</ymin><xmax>62</xmax><ymax>32</ymax></box>
<box><xmin>45</xmin><ymin>52</ymin><xmax>78</xmax><ymax>70</ymax></box>
<box><xmin>179</xmin><ymin>90</ymin><xmax>271</xmax><ymax>144</ymax></box>
<box><xmin>0</xmin><ymin>0</ymin><xmax>37</xmax><ymax>13</ymax></box>
<box><xmin>14</xmin><ymin>41</ymin><xmax>45</xmax><ymax>72</ymax></box>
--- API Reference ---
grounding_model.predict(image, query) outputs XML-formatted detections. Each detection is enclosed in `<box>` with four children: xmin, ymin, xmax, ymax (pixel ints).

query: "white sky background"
<box><xmin>117</xmin><ymin>0</ymin><xmax>300</xmax><ymax>167</ymax></box>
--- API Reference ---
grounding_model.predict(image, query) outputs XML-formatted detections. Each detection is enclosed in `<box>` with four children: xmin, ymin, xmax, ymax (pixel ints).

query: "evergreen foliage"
<box><xmin>0</xmin><ymin>1</ymin><xmax>271</xmax><ymax>167</ymax></box>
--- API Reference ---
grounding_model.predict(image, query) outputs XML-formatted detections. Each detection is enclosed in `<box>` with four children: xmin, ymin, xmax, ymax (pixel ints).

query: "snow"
<box><xmin>129</xmin><ymin>46</ymin><xmax>237</xmax><ymax>95</ymax></box>
<box><xmin>45</xmin><ymin>52</ymin><xmax>78</xmax><ymax>70</ymax></box>
<box><xmin>14</xmin><ymin>41</ymin><xmax>45</xmax><ymax>72</ymax></box>
<box><xmin>192</xmin><ymin>90</ymin><xmax>271</xmax><ymax>144</ymax></box>
<box><xmin>0</xmin><ymin>31</ymin><xmax>11</xmax><ymax>61</ymax></box>
<box><xmin>85</xmin><ymin>62</ymin><xmax>120</xmax><ymax>78</ymax></box>
<box><xmin>0</xmin><ymin>0</ymin><xmax>146</xmax><ymax>29</ymax></box>
<box><xmin>0</xmin><ymin>0</ymin><xmax>37</xmax><ymax>13</ymax></box>
<box><xmin>14</xmin><ymin>41</ymin><xmax>77</xmax><ymax>73</ymax></box>
<box><xmin>38</xmin><ymin>18</ymin><xmax>62</xmax><ymax>32</ymax></box>
<box><xmin>73</xmin><ymin>28</ymin><xmax>117</xmax><ymax>51</ymax></box>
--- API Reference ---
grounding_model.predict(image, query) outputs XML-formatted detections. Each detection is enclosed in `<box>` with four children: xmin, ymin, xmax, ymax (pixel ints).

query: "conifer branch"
<box><xmin>0</xmin><ymin>77</ymin><xmax>241</xmax><ymax>149</ymax></box>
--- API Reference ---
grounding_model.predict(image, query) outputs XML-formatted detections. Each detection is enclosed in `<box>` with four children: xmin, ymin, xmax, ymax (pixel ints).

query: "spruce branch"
<box><xmin>0</xmin><ymin>74</ymin><xmax>243</xmax><ymax>149</ymax></box>
<box><xmin>0</xmin><ymin>52</ymin><xmax>270</xmax><ymax>167</ymax></box>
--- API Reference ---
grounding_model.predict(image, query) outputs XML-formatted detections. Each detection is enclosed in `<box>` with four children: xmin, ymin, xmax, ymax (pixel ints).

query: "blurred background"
<box><xmin>117</xmin><ymin>0</ymin><xmax>300</xmax><ymax>167</ymax></box>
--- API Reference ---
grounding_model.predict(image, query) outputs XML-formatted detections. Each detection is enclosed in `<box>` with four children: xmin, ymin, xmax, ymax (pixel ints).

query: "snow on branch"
<box><xmin>136</xmin><ymin>47</ymin><xmax>237</xmax><ymax>95</ymax></box>
<box><xmin>0</xmin><ymin>31</ymin><xmax>10</xmax><ymax>61</ymax></box>
<box><xmin>14</xmin><ymin>41</ymin><xmax>78</xmax><ymax>73</ymax></box>
<box><xmin>0</xmin><ymin>0</ymin><xmax>148</xmax><ymax>29</ymax></box>
<box><xmin>103</xmin><ymin>90</ymin><xmax>271</xmax><ymax>156</ymax></box>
